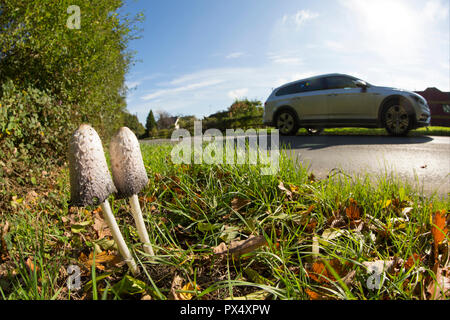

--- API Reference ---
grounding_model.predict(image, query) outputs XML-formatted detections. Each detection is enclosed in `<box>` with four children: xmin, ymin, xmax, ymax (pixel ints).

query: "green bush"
<box><xmin>0</xmin><ymin>80</ymin><xmax>79</xmax><ymax>167</ymax></box>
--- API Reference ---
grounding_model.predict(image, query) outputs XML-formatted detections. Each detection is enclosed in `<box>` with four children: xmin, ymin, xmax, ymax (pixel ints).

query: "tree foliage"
<box><xmin>0</xmin><ymin>0</ymin><xmax>143</xmax><ymax>139</ymax></box>
<box><xmin>123</xmin><ymin>111</ymin><xmax>145</xmax><ymax>138</ymax></box>
<box><xmin>0</xmin><ymin>0</ymin><xmax>143</xmax><ymax>199</ymax></box>
<box><xmin>145</xmin><ymin>109</ymin><xmax>156</xmax><ymax>136</ymax></box>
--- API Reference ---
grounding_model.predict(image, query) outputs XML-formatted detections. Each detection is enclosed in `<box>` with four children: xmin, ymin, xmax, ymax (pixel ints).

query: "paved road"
<box><xmin>141</xmin><ymin>135</ymin><xmax>450</xmax><ymax>197</ymax></box>
<box><xmin>278</xmin><ymin>135</ymin><xmax>449</xmax><ymax>197</ymax></box>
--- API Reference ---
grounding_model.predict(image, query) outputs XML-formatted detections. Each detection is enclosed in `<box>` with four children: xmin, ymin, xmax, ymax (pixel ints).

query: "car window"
<box><xmin>325</xmin><ymin>76</ymin><xmax>358</xmax><ymax>89</ymax></box>
<box><xmin>276</xmin><ymin>78</ymin><xmax>325</xmax><ymax>96</ymax></box>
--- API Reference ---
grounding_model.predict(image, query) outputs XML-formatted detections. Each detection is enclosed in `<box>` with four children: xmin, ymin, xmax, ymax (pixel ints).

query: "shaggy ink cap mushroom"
<box><xmin>109</xmin><ymin>127</ymin><xmax>149</xmax><ymax>199</ymax></box>
<box><xmin>68</xmin><ymin>124</ymin><xmax>117</xmax><ymax>207</ymax></box>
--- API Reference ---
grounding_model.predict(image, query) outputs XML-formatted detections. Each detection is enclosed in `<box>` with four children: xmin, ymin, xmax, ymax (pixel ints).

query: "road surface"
<box><xmin>141</xmin><ymin>135</ymin><xmax>450</xmax><ymax>197</ymax></box>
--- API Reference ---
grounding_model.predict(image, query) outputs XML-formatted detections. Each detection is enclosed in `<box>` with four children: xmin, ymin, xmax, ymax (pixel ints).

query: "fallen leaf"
<box><xmin>231</xmin><ymin>197</ymin><xmax>251</xmax><ymax>212</ymax></box>
<box><xmin>154</xmin><ymin>173</ymin><xmax>163</xmax><ymax>182</ymax></box>
<box><xmin>26</xmin><ymin>257</ymin><xmax>39</xmax><ymax>273</ymax></box>
<box><xmin>219</xmin><ymin>225</ymin><xmax>240</xmax><ymax>243</ymax></box>
<box><xmin>307</xmin><ymin>259</ymin><xmax>345</xmax><ymax>284</ymax></box>
<box><xmin>278</xmin><ymin>181</ymin><xmax>292</xmax><ymax>199</ymax></box>
<box><xmin>404</xmin><ymin>254</ymin><xmax>422</xmax><ymax>271</ymax></box>
<box><xmin>213</xmin><ymin>235</ymin><xmax>268</xmax><ymax>257</ymax></box>
<box><xmin>305</xmin><ymin>288</ymin><xmax>328</xmax><ymax>300</ymax></box>
<box><xmin>431</xmin><ymin>210</ymin><xmax>448</xmax><ymax>250</ymax></box>
<box><xmin>345</xmin><ymin>198</ymin><xmax>361</xmax><ymax>221</ymax></box>
<box><xmin>169</xmin><ymin>274</ymin><xmax>184</xmax><ymax>300</ymax></box>
<box><xmin>93</xmin><ymin>213</ymin><xmax>111</xmax><ymax>239</ymax></box>
<box><xmin>427</xmin><ymin>263</ymin><xmax>450</xmax><ymax>300</ymax></box>
<box><xmin>79</xmin><ymin>250</ymin><xmax>121</xmax><ymax>271</ymax></box>
<box><xmin>178</xmin><ymin>282</ymin><xmax>200</xmax><ymax>300</ymax></box>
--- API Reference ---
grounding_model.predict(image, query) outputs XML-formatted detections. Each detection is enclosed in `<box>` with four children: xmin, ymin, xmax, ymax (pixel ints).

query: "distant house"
<box><xmin>415</xmin><ymin>87</ymin><xmax>450</xmax><ymax>127</ymax></box>
<box><xmin>157</xmin><ymin>116</ymin><xmax>179</xmax><ymax>130</ymax></box>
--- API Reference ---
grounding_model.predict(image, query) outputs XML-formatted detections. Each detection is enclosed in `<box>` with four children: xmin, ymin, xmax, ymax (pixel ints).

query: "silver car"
<box><xmin>263</xmin><ymin>73</ymin><xmax>431</xmax><ymax>136</ymax></box>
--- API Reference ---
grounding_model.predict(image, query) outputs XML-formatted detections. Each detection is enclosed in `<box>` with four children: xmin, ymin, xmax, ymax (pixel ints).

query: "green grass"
<box><xmin>297</xmin><ymin>126</ymin><xmax>450</xmax><ymax>136</ymax></box>
<box><xmin>0</xmin><ymin>143</ymin><xmax>448</xmax><ymax>300</ymax></box>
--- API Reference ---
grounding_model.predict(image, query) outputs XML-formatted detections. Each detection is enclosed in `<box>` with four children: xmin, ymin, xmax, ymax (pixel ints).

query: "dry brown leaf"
<box><xmin>154</xmin><ymin>173</ymin><xmax>163</xmax><ymax>182</ymax></box>
<box><xmin>305</xmin><ymin>219</ymin><xmax>317</xmax><ymax>233</ymax></box>
<box><xmin>404</xmin><ymin>254</ymin><xmax>422</xmax><ymax>271</ymax></box>
<box><xmin>306</xmin><ymin>259</ymin><xmax>351</xmax><ymax>285</ymax></box>
<box><xmin>169</xmin><ymin>274</ymin><xmax>184</xmax><ymax>300</ymax></box>
<box><xmin>213</xmin><ymin>235</ymin><xmax>268</xmax><ymax>257</ymax></box>
<box><xmin>345</xmin><ymin>198</ymin><xmax>361</xmax><ymax>221</ymax></box>
<box><xmin>305</xmin><ymin>288</ymin><xmax>328</xmax><ymax>300</ymax></box>
<box><xmin>427</xmin><ymin>263</ymin><xmax>450</xmax><ymax>300</ymax></box>
<box><xmin>432</xmin><ymin>210</ymin><xmax>448</xmax><ymax>248</ymax></box>
<box><xmin>231</xmin><ymin>197</ymin><xmax>251</xmax><ymax>212</ymax></box>
<box><xmin>79</xmin><ymin>250</ymin><xmax>121</xmax><ymax>271</ymax></box>
<box><xmin>26</xmin><ymin>257</ymin><xmax>39</xmax><ymax>273</ymax></box>
<box><xmin>93</xmin><ymin>213</ymin><xmax>111</xmax><ymax>239</ymax></box>
<box><xmin>278</xmin><ymin>181</ymin><xmax>292</xmax><ymax>199</ymax></box>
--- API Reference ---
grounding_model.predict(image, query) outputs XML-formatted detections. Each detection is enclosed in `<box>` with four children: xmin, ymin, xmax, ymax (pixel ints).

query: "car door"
<box><xmin>323</xmin><ymin>76</ymin><xmax>369</xmax><ymax>120</ymax></box>
<box><xmin>293</xmin><ymin>78</ymin><xmax>327</xmax><ymax>121</ymax></box>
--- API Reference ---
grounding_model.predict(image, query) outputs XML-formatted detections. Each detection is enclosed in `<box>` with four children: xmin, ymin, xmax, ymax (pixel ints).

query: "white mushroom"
<box><xmin>109</xmin><ymin>127</ymin><xmax>155</xmax><ymax>257</ymax></box>
<box><xmin>68</xmin><ymin>124</ymin><xmax>139</xmax><ymax>275</ymax></box>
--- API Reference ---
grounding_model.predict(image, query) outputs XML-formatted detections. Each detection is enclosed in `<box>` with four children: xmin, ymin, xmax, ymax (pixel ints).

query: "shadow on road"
<box><xmin>279</xmin><ymin>135</ymin><xmax>434</xmax><ymax>150</ymax></box>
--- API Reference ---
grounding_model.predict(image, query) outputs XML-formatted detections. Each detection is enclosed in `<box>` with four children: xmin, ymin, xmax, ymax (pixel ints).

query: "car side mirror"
<box><xmin>354</xmin><ymin>80</ymin><xmax>368</xmax><ymax>92</ymax></box>
<box><xmin>354</xmin><ymin>80</ymin><xmax>368</xmax><ymax>89</ymax></box>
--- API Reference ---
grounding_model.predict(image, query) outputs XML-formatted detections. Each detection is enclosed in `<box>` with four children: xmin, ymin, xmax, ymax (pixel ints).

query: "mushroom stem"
<box><xmin>100</xmin><ymin>199</ymin><xmax>139</xmax><ymax>275</ymax></box>
<box><xmin>129</xmin><ymin>194</ymin><xmax>155</xmax><ymax>257</ymax></box>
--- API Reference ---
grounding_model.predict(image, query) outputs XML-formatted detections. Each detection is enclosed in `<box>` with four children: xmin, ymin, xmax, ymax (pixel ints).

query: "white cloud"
<box><xmin>269</xmin><ymin>55</ymin><xmax>303</xmax><ymax>65</ymax></box>
<box><xmin>130</xmin><ymin>66</ymin><xmax>319</xmax><ymax>122</ymax></box>
<box><xmin>228</xmin><ymin>88</ymin><xmax>249</xmax><ymax>100</ymax></box>
<box><xmin>282</xmin><ymin>10</ymin><xmax>319</xmax><ymax>29</ymax></box>
<box><xmin>424</xmin><ymin>0</ymin><xmax>449</xmax><ymax>20</ymax></box>
<box><xmin>141</xmin><ymin>79</ymin><xmax>224</xmax><ymax>101</ymax></box>
<box><xmin>323</xmin><ymin>40</ymin><xmax>345</xmax><ymax>52</ymax></box>
<box><xmin>226</xmin><ymin>52</ymin><xmax>245</xmax><ymax>59</ymax></box>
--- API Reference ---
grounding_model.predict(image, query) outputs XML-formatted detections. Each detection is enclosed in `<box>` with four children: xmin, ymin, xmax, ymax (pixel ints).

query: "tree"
<box><xmin>123</xmin><ymin>111</ymin><xmax>145</xmax><ymax>138</ymax></box>
<box><xmin>228</xmin><ymin>99</ymin><xmax>262</xmax><ymax>117</ymax></box>
<box><xmin>0</xmin><ymin>0</ymin><xmax>144</xmax><ymax>140</ymax></box>
<box><xmin>145</xmin><ymin>110</ymin><xmax>157</xmax><ymax>136</ymax></box>
<box><xmin>156</xmin><ymin>110</ymin><xmax>175</xmax><ymax>130</ymax></box>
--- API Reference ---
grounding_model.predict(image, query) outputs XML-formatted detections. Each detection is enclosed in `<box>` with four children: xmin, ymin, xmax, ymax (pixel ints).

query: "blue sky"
<box><xmin>122</xmin><ymin>0</ymin><xmax>450</xmax><ymax>124</ymax></box>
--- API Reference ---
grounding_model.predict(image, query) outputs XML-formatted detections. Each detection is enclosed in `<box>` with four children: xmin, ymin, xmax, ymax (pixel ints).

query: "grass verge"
<box><xmin>0</xmin><ymin>143</ymin><xmax>448</xmax><ymax>300</ymax></box>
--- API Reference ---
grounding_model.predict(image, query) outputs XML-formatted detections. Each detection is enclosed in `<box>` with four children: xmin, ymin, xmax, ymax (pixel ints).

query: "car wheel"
<box><xmin>276</xmin><ymin>109</ymin><xmax>299</xmax><ymax>136</ymax></box>
<box><xmin>306</xmin><ymin>127</ymin><xmax>323</xmax><ymax>135</ymax></box>
<box><xmin>382</xmin><ymin>102</ymin><xmax>412</xmax><ymax>136</ymax></box>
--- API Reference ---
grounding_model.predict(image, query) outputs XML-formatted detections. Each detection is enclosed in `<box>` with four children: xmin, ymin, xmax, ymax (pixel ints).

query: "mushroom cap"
<box><xmin>109</xmin><ymin>127</ymin><xmax>149</xmax><ymax>199</ymax></box>
<box><xmin>68</xmin><ymin>124</ymin><xmax>117</xmax><ymax>207</ymax></box>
